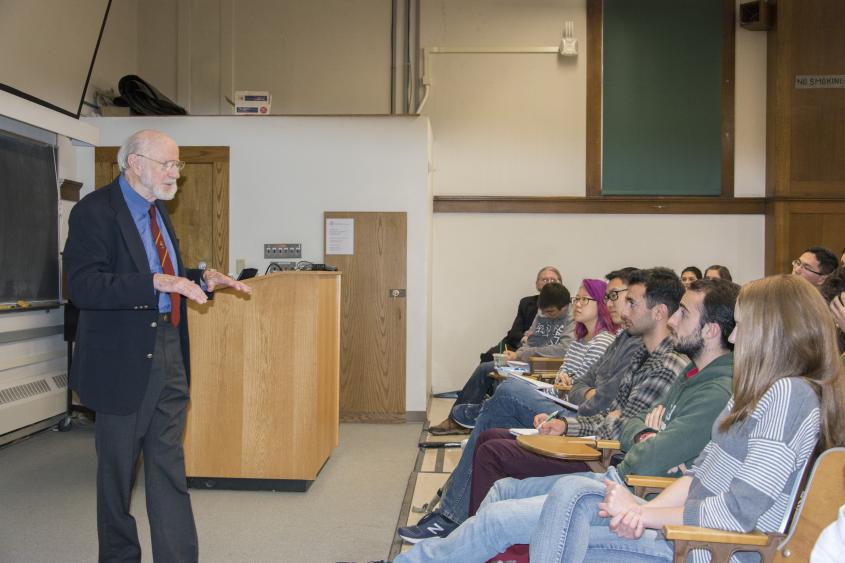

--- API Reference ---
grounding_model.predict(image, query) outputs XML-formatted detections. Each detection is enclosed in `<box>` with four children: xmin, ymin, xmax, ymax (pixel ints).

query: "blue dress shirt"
<box><xmin>119</xmin><ymin>175</ymin><xmax>179</xmax><ymax>313</ymax></box>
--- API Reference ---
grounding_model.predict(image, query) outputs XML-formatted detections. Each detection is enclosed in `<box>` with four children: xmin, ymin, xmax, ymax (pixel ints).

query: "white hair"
<box><xmin>116</xmin><ymin>129</ymin><xmax>167</xmax><ymax>171</ymax></box>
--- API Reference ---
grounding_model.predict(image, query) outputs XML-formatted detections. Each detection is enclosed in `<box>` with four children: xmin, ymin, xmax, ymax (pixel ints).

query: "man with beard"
<box><xmin>391</xmin><ymin>278</ymin><xmax>739</xmax><ymax>563</ymax></box>
<box><xmin>610</xmin><ymin>276</ymin><xmax>738</xmax><ymax>476</ymax></box>
<box><xmin>64</xmin><ymin>129</ymin><xmax>251</xmax><ymax>562</ymax></box>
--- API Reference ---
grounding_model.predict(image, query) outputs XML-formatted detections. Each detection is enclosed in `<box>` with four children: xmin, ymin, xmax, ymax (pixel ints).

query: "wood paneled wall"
<box><xmin>765</xmin><ymin>0</ymin><xmax>845</xmax><ymax>274</ymax></box>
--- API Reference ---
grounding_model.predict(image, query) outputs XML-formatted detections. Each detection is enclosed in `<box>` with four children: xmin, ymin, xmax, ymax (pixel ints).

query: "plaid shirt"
<box><xmin>563</xmin><ymin>336</ymin><xmax>688</xmax><ymax>439</ymax></box>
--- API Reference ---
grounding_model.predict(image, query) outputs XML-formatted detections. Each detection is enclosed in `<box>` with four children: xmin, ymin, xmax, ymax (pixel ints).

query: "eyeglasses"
<box><xmin>792</xmin><ymin>259</ymin><xmax>822</xmax><ymax>276</ymax></box>
<box><xmin>539</xmin><ymin>277</ymin><xmax>561</xmax><ymax>285</ymax></box>
<box><xmin>133</xmin><ymin>153</ymin><xmax>186</xmax><ymax>172</ymax></box>
<box><xmin>571</xmin><ymin>296</ymin><xmax>596</xmax><ymax>305</ymax></box>
<box><xmin>603</xmin><ymin>288</ymin><xmax>628</xmax><ymax>302</ymax></box>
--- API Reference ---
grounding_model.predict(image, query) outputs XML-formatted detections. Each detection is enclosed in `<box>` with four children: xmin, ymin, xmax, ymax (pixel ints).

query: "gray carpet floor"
<box><xmin>0</xmin><ymin>417</ymin><xmax>422</xmax><ymax>563</ymax></box>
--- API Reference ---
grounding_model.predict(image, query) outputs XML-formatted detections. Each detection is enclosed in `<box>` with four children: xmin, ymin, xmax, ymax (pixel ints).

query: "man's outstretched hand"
<box><xmin>202</xmin><ymin>269</ymin><xmax>252</xmax><ymax>294</ymax></box>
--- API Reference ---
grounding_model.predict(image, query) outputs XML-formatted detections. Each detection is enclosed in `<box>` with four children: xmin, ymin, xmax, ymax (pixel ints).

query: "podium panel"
<box><xmin>183</xmin><ymin>271</ymin><xmax>340</xmax><ymax>490</ymax></box>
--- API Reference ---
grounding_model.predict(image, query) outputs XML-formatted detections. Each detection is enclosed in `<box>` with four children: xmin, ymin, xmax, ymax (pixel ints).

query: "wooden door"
<box><xmin>325</xmin><ymin>212</ymin><xmax>407</xmax><ymax>422</ymax></box>
<box><xmin>94</xmin><ymin>147</ymin><xmax>230</xmax><ymax>272</ymax></box>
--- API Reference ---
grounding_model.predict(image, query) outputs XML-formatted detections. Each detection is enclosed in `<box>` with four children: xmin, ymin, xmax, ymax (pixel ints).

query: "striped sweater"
<box><xmin>558</xmin><ymin>330</ymin><xmax>618</xmax><ymax>382</ymax></box>
<box><xmin>684</xmin><ymin>377</ymin><xmax>821</xmax><ymax>563</ymax></box>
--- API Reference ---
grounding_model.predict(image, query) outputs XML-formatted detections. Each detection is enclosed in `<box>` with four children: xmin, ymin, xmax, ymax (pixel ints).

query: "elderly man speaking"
<box><xmin>64</xmin><ymin>129</ymin><xmax>251</xmax><ymax>563</ymax></box>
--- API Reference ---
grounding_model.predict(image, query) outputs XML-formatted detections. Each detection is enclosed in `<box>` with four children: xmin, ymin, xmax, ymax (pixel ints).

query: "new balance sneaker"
<box><xmin>427</xmin><ymin>417</ymin><xmax>471</xmax><ymax>436</ymax></box>
<box><xmin>451</xmin><ymin>403</ymin><xmax>483</xmax><ymax>429</ymax></box>
<box><xmin>397</xmin><ymin>512</ymin><xmax>458</xmax><ymax>543</ymax></box>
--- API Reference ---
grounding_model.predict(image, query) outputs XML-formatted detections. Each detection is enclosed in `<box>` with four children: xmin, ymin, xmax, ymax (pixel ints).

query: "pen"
<box><xmin>537</xmin><ymin>409</ymin><xmax>561</xmax><ymax>431</ymax></box>
<box><xmin>419</xmin><ymin>442</ymin><xmax>462</xmax><ymax>448</ymax></box>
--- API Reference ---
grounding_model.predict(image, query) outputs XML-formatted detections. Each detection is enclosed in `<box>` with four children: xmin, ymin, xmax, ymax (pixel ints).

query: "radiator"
<box><xmin>0</xmin><ymin>371</ymin><xmax>67</xmax><ymax>437</ymax></box>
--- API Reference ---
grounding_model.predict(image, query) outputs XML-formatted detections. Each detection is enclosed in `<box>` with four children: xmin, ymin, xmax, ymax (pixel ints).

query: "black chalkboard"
<box><xmin>602</xmin><ymin>0</ymin><xmax>723</xmax><ymax>195</ymax></box>
<box><xmin>0</xmin><ymin>130</ymin><xmax>60</xmax><ymax>309</ymax></box>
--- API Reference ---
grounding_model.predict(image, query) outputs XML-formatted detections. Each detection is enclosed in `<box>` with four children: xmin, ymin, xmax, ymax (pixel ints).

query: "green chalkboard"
<box><xmin>602</xmin><ymin>0</ymin><xmax>723</xmax><ymax>196</ymax></box>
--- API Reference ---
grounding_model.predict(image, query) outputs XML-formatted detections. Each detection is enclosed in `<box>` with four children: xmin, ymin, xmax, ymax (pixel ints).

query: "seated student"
<box><xmin>704</xmin><ymin>264</ymin><xmax>732</xmax><ymax>282</ymax></box>
<box><xmin>393</xmin><ymin>278</ymin><xmax>740</xmax><ymax>562</ymax></box>
<box><xmin>479</xmin><ymin>266</ymin><xmax>562</xmax><ymax>362</ymax></box>
<box><xmin>429</xmin><ymin>282</ymin><xmax>574</xmax><ymax>435</ymax></box>
<box><xmin>680</xmin><ymin>266</ymin><xmax>702</xmax><ymax>289</ymax></box>
<box><xmin>793</xmin><ymin>245</ymin><xmax>839</xmax><ymax>288</ymax></box>
<box><xmin>820</xmin><ymin>266</ymin><xmax>845</xmax><ymax>353</ymax></box>
<box><xmin>528</xmin><ymin>274</ymin><xmax>845</xmax><ymax>562</ymax></box>
<box><xmin>452</xmin><ymin>277</ymin><xmax>619</xmax><ymax>429</ymax></box>
<box><xmin>398</xmin><ymin>269</ymin><xmax>685</xmax><ymax>543</ymax></box>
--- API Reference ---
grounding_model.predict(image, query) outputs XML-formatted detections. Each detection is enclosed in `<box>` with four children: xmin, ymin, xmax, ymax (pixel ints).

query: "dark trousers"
<box><xmin>452</xmin><ymin>361</ymin><xmax>498</xmax><ymax>412</ymax></box>
<box><xmin>95</xmin><ymin>322</ymin><xmax>198</xmax><ymax>563</ymax></box>
<box><xmin>468</xmin><ymin>428</ymin><xmax>588</xmax><ymax>516</ymax></box>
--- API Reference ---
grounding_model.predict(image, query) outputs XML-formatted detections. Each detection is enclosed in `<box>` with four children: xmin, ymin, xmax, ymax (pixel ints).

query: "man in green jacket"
<box><xmin>614</xmin><ymin>276</ymin><xmax>740</xmax><ymax>480</ymax></box>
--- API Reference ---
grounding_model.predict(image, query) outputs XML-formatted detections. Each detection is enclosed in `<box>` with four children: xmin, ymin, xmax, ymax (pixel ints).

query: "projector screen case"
<box><xmin>0</xmin><ymin>0</ymin><xmax>112</xmax><ymax>118</ymax></box>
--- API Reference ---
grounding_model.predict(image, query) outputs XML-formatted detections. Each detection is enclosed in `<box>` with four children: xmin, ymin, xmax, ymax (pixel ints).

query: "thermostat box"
<box><xmin>234</xmin><ymin>91</ymin><xmax>272</xmax><ymax>115</ymax></box>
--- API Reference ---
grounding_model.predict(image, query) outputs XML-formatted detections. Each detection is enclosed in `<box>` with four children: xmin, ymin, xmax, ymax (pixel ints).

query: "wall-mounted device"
<box><xmin>264</xmin><ymin>243</ymin><xmax>301</xmax><ymax>259</ymax></box>
<box><xmin>559</xmin><ymin>21</ymin><xmax>578</xmax><ymax>57</ymax></box>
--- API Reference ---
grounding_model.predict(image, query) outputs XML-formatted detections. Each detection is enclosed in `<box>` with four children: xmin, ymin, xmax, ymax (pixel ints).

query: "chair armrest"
<box><xmin>624</xmin><ymin>475</ymin><xmax>677</xmax><ymax>490</ymax></box>
<box><xmin>596</xmin><ymin>440</ymin><xmax>621</xmax><ymax>450</ymax></box>
<box><xmin>534</xmin><ymin>370</ymin><xmax>559</xmax><ymax>382</ymax></box>
<box><xmin>663</xmin><ymin>525</ymin><xmax>772</xmax><ymax>547</ymax></box>
<box><xmin>529</xmin><ymin>356</ymin><xmax>564</xmax><ymax>373</ymax></box>
<box><xmin>553</xmin><ymin>382</ymin><xmax>572</xmax><ymax>393</ymax></box>
<box><xmin>487</xmin><ymin>370</ymin><xmax>506</xmax><ymax>381</ymax></box>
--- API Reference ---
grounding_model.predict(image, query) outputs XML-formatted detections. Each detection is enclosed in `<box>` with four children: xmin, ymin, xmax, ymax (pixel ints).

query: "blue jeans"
<box><xmin>530</xmin><ymin>472</ymin><xmax>674</xmax><ymax>562</ymax></box>
<box><xmin>438</xmin><ymin>378</ymin><xmax>574</xmax><ymax>524</ymax></box>
<box><xmin>396</xmin><ymin>469</ymin><xmax>624</xmax><ymax>562</ymax></box>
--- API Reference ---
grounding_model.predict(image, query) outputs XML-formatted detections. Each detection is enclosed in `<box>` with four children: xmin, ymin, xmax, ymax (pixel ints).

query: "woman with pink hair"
<box><xmin>556</xmin><ymin>278</ymin><xmax>620</xmax><ymax>387</ymax></box>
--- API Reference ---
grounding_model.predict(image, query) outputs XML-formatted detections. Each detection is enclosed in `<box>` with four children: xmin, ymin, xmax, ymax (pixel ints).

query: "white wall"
<box><xmin>423</xmin><ymin>0</ymin><xmax>769</xmax><ymax>392</ymax></box>
<box><xmin>77</xmin><ymin>116</ymin><xmax>432</xmax><ymax>412</ymax></box>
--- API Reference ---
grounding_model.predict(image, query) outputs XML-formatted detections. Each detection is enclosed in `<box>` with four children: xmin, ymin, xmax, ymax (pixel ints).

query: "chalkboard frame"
<box><xmin>586</xmin><ymin>0</ymin><xmax>735</xmax><ymax>198</ymax></box>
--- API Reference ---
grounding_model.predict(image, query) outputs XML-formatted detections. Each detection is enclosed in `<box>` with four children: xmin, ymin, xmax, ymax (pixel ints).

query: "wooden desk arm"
<box><xmin>663</xmin><ymin>525</ymin><xmax>774</xmax><ymax>547</ymax></box>
<box><xmin>529</xmin><ymin>356</ymin><xmax>564</xmax><ymax>373</ymax></box>
<box><xmin>624</xmin><ymin>475</ymin><xmax>677</xmax><ymax>490</ymax></box>
<box><xmin>596</xmin><ymin>440</ymin><xmax>621</xmax><ymax>450</ymax></box>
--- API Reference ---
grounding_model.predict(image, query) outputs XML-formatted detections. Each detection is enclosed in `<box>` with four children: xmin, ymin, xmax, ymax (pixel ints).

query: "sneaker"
<box><xmin>451</xmin><ymin>403</ymin><xmax>483</xmax><ymax>429</ymax></box>
<box><xmin>428</xmin><ymin>417</ymin><xmax>471</xmax><ymax>436</ymax></box>
<box><xmin>397</xmin><ymin>512</ymin><xmax>458</xmax><ymax>544</ymax></box>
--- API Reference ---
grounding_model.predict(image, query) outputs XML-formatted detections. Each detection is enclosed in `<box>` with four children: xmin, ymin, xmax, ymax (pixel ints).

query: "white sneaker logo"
<box><xmin>425</xmin><ymin>523</ymin><xmax>444</xmax><ymax>534</ymax></box>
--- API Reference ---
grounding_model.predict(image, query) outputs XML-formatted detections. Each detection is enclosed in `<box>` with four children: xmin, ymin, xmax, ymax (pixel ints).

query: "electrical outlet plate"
<box><xmin>264</xmin><ymin>243</ymin><xmax>302</xmax><ymax>259</ymax></box>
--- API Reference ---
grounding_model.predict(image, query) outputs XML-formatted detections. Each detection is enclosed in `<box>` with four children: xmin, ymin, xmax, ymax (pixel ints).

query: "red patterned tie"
<box><xmin>148</xmin><ymin>205</ymin><xmax>180</xmax><ymax>327</ymax></box>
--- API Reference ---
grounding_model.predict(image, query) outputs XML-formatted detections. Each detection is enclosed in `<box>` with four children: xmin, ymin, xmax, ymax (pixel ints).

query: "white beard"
<box><xmin>153</xmin><ymin>183</ymin><xmax>178</xmax><ymax>200</ymax></box>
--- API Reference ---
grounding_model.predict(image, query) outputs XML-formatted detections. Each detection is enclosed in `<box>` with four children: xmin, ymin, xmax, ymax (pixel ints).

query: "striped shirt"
<box><xmin>558</xmin><ymin>330</ymin><xmax>618</xmax><ymax>382</ymax></box>
<box><xmin>684</xmin><ymin>377</ymin><xmax>821</xmax><ymax>563</ymax></box>
<box><xmin>563</xmin><ymin>336</ymin><xmax>687</xmax><ymax>439</ymax></box>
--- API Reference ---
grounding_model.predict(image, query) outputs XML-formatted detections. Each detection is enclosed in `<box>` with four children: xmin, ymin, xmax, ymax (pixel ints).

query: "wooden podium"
<box><xmin>183</xmin><ymin>271</ymin><xmax>341</xmax><ymax>491</ymax></box>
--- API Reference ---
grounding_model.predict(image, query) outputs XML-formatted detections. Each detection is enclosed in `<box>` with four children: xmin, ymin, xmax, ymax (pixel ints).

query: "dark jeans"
<box><xmin>452</xmin><ymin>361</ymin><xmax>498</xmax><ymax>412</ymax></box>
<box><xmin>469</xmin><ymin>429</ymin><xmax>588</xmax><ymax>516</ymax></box>
<box><xmin>95</xmin><ymin>322</ymin><xmax>198</xmax><ymax>563</ymax></box>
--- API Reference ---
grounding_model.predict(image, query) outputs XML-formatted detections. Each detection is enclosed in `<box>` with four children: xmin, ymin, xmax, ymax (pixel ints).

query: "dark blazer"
<box><xmin>505</xmin><ymin>294</ymin><xmax>540</xmax><ymax>350</ymax></box>
<box><xmin>480</xmin><ymin>294</ymin><xmax>539</xmax><ymax>361</ymax></box>
<box><xmin>63</xmin><ymin>179</ymin><xmax>201</xmax><ymax>415</ymax></box>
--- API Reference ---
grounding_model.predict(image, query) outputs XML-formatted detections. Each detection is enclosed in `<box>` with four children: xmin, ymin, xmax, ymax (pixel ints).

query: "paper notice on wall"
<box><xmin>326</xmin><ymin>218</ymin><xmax>354</xmax><ymax>255</ymax></box>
